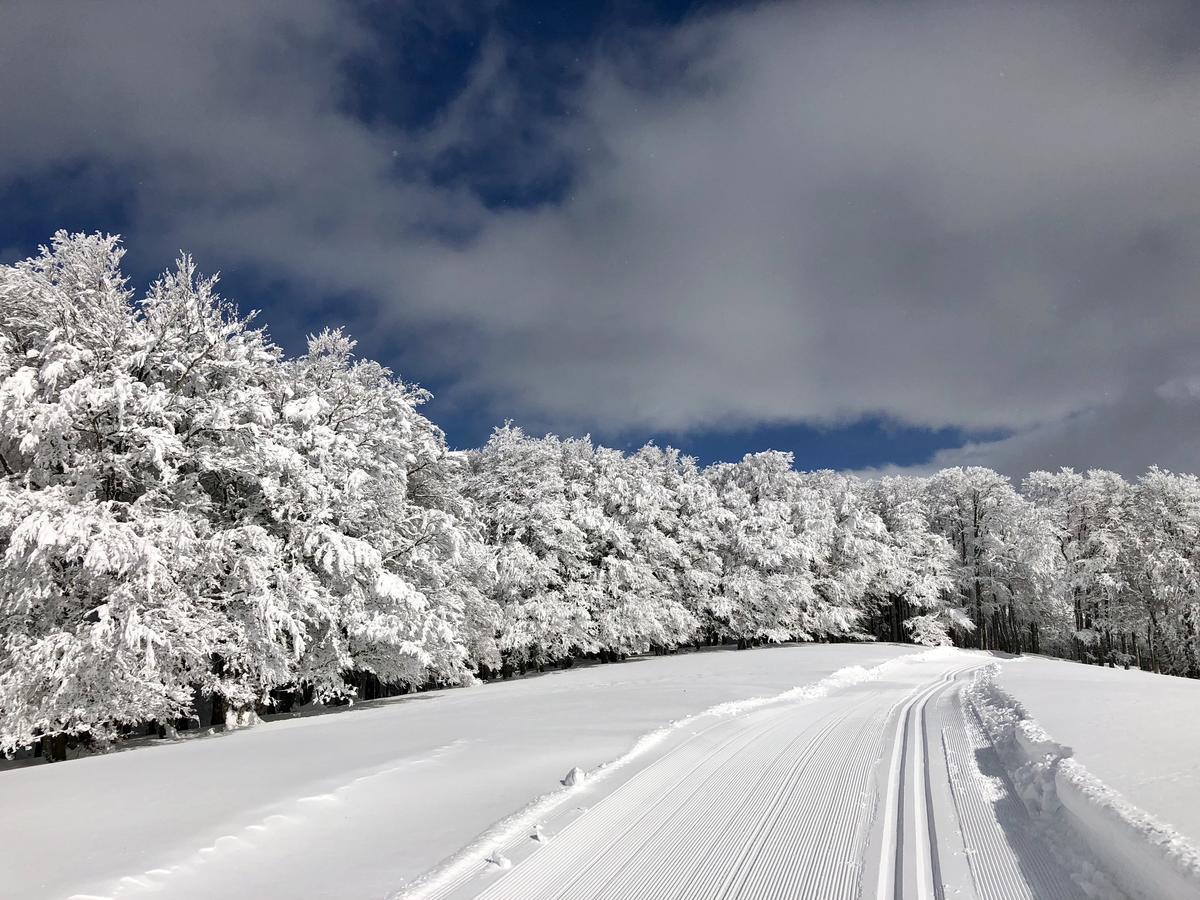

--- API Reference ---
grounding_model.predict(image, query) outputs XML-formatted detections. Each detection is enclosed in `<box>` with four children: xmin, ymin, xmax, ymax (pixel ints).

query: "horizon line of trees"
<box><xmin>2</xmin><ymin>233</ymin><xmax>1197</xmax><ymax>761</ymax></box>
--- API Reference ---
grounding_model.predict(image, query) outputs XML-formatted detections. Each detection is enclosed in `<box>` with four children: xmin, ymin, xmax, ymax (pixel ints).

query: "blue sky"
<box><xmin>4</xmin><ymin>0</ymin><xmax>1200</xmax><ymax>475</ymax></box>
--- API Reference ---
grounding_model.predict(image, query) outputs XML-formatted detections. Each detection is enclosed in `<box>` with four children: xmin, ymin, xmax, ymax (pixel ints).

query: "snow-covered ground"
<box><xmin>0</xmin><ymin>643</ymin><xmax>919</xmax><ymax>900</ymax></box>
<box><xmin>426</xmin><ymin>649</ymin><xmax>1069</xmax><ymax>900</ymax></box>
<box><xmin>997</xmin><ymin>655</ymin><xmax>1200</xmax><ymax>845</ymax></box>
<box><xmin>7</xmin><ymin>643</ymin><xmax>1200</xmax><ymax>900</ymax></box>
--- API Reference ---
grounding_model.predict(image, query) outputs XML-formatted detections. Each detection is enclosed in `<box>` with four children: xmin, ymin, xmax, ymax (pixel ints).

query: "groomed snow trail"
<box><xmin>437</xmin><ymin>652</ymin><xmax>1098</xmax><ymax>900</ymax></box>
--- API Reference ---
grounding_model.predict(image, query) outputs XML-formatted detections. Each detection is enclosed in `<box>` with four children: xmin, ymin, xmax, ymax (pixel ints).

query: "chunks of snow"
<box><xmin>281</xmin><ymin>393</ymin><xmax>321</xmax><ymax>424</ymax></box>
<box><xmin>560</xmin><ymin>766</ymin><xmax>586</xmax><ymax>787</ymax></box>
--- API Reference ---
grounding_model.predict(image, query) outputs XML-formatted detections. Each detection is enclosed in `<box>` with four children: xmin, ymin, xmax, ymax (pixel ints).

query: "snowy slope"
<box><xmin>998</xmin><ymin>656</ymin><xmax>1200</xmax><ymax>845</ymax></box>
<box><xmin>0</xmin><ymin>643</ymin><xmax>919</xmax><ymax>900</ymax></box>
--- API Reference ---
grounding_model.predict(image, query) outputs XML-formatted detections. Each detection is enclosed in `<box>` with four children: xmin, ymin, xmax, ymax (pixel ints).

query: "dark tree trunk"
<box><xmin>45</xmin><ymin>733</ymin><xmax>68</xmax><ymax>762</ymax></box>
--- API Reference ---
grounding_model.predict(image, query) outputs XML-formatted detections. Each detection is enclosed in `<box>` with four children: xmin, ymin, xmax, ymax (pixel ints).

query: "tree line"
<box><xmin>2</xmin><ymin>234</ymin><xmax>1196</xmax><ymax>759</ymax></box>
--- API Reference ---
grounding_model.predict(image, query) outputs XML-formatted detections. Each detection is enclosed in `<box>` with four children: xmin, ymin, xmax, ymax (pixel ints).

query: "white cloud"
<box><xmin>4</xmin><ymin>0</ymin><xmax>1200</xmax><ymax>474</ymax></box>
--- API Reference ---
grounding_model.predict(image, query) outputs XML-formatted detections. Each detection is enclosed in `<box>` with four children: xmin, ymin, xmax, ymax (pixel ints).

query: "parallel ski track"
<box><xmin>473</xmin><ymin>663</ymin><xmax>976</xmax><ymax>900</ymax></box>
<box><xmin>877</xmin><ymin>664</ymin><xmax>981</xmax><ymax>900</ymax></box>
<box><xmin>458</xmin><ymin>659</ymin><xmax>1095</xmax><ymax>900</ymax></box>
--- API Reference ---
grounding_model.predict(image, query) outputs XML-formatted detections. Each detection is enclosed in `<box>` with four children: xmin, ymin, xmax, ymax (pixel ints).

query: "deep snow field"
<box><xmin>3</xmin><ymin>644</ymin><xmax>1200</xmax><ymax>900</ymax></box>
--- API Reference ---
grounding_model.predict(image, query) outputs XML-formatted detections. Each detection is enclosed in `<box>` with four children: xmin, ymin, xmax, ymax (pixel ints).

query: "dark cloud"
<box><xmin>3</xmin><ymin>0</ymin><xmax>1200</xmax><ymax>474</ymax></box>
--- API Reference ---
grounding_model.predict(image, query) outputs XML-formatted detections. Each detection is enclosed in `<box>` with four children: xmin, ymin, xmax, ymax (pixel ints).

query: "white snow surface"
<box><xmin>997</xmin><ymin>655</ymin><xmax>1200</xmax><ymax>846</ymax></box>
<box><xmin>974</xmin><ymin>661</ymin><xmax>1200</xmax><ymax>900</ymax></box>
<box><xmin>422</xmin><ymin>648</ymin><xmax>1086</xmax><ymax>900</ymax></box>
<box><xmin>0</xmin><ymin>643</ymin><xmax>920</xmax><ymax>900</ymax></box>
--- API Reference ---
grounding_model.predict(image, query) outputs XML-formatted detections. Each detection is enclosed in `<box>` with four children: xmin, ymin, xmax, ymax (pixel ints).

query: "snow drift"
<box><xmin>967</xmin><ymin>665</ymin><xmax>1200</xmax><ymax>900</ymax></box>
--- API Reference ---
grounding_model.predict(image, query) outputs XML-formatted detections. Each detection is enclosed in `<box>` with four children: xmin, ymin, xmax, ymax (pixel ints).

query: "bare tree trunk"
<box><xmin>45</xmin><ymin>733</ymin><xmax>68</xmax><ymax>762</ymax></box>
<box><xmin>1184</xmin><ymin>603</ymin><xmax>1200</xmax><ymax>677</ymax></box>
<box><xmin>1148</xmin><ymin>619</ymin><xmax>1157</xmax><ymax>673</ymax></box>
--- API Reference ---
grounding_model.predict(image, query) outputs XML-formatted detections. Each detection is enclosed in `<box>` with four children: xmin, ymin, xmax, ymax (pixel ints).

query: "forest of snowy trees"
<box><xmin>3</xmin><ymin>233</ymin><xmax>1200</xmax><ymax>759</ymax></box>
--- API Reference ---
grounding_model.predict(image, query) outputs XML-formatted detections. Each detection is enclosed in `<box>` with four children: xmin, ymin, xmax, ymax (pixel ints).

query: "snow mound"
<box><xmin>486</xmin><ymin>852</ymin><xmax>511</xmax><ymax>870</ymax></box>
<box><xmin>560</xmin><ymin>766</ymin><xmax>586</xmax><ymax>787</ymax></box>
<box><xmin>966</xmin><ymin>665</ymin><xmax>1200</xmax><ymax>900</ymax></box>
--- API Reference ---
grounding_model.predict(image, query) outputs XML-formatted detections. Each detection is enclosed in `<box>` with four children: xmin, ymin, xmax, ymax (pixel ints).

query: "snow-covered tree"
<box><xmin>863</xmin><ymin>476</ymin><xmax>961</xmax><ymax>645</ymax></box>
<box><xmin>630</xmin><ymin>445</ymin><xmax>723</xmax><ymax>644</ymax></box>
<box><xmin>1118</xmin><ymin>469</ymin><xmax>1200</xmax><ymax>676</ymax></box>
<box><xmin>1024</xmin><ymin>468</ymin><xmax>1129</xmax><ymax>661</ymax></box>
<box><xmin>271</xmin><ymin>327</ymin><xmax>493</xmax><ymax>696</ymax></box>
<box><xmin>801</xmin><ymin>471</ymin><xmax>891</xmax><ymax>637</ymax></box>
<box><xmin>0</xmin><ymin>233</ymin><xmax>489</xmax><ymax>755</ymax></box>
<box><xmin>0</xmin><ymin>234</ymin><xmax>278</xmax><ymax>749</ymax></box>
<box><xmin>582</xmin><ymin>443</ymin><xmax>698</xmax><ymax>654</ymax></box>
<box><xmin>703</xmin><ymin>453</ymin><xmax>839</xmax><ymax>644</ymax></box>
<box><xmin>925</xmin><ymin>467</ymin><xmax>1063</xmax><ymax>652</ymax></box>
<box><xmin>466</xmin><ymin>426</ymin><xmax>599</xmax><ymax>669</ymax></box>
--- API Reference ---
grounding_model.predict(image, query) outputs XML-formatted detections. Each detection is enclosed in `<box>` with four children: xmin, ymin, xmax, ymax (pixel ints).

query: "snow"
<box><xmin>998</xmin><ymin>655</ymin><xmax>1200</xmax><ymax>845</ymax></box>
<box><xmin>425</xmin><ymin>648</ymin><xmax>1080</xmax><ymax>900</ymax></box>
<box><xmin>5</xmin><ymin>630</ymin><xmax>1196</xmax><ymax>900</ymax></box>
<box><xmin>970</xmin><ymin>660</ymin><xmax>1200</xmax><ymax>900</ymax></box>
<box><xmin>0</xmin><ymin>642</ymin><xmax>920</xmax><ymax>900</ymax></box>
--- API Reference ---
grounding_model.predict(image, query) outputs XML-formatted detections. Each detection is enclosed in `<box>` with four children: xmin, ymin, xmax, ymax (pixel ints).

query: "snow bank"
<box><xmin>998</xmin><ymin>655</ymin><xmax>1200</xmax><ymax>845</ymax></box>
<box><xmin>966</xmin><ymin>665</ymin><xmax>1200</xmax><ymax>900</ymax></box>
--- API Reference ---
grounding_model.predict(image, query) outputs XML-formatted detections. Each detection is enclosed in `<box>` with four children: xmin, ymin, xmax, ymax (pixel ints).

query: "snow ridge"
<box><xmin>966</xmin><ymin>665</ymin><xmax>1200</xmax><ymax>900</ymax></box>
<box><xmin>391</xmin><ymin>649</ymin><xmax>942</xmax><ymax>900</ymax></box>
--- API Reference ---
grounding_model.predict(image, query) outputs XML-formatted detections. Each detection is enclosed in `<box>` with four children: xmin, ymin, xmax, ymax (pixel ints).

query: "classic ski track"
<box><xmin>472</xmin><ymin>660</ymin><xmax>979</xmax><ymax>900</ymax></box>
<box><xmin>456</xmin><ymin>657</ymin><xmax>1111</xmax><ymax>900</ymax></box>
<box><xmin>878</xmin><ymin>663</ymin><xmax>980</xmax><ymax>900</ymax></box>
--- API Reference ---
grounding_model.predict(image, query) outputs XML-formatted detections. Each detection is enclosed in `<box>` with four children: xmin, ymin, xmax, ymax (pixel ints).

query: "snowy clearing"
<box><xmin>410</xmin><ymin>648</ymin><xmax>1091</xmax><ymax>900</ymax></box>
